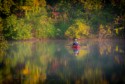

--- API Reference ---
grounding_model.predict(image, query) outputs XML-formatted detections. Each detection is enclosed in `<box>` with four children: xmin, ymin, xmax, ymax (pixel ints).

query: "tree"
<box><xmin>79</xmin><ymin>0</ymin><xmax>103</xmax><ymax>10</ymax></box>
<box><xmin>3</xmin><ymin>15</ymin><xmax>32</xmax><ymax>40</ymax></box>
<box><xmin>65</xmin><ymin>19</ymin><xmax>90</xmax><ymax>39</ymax></box>
<box><xmin>0</xmin><ymin>0</ymin><xmax>14</xmax><ymax>17</ymax></box>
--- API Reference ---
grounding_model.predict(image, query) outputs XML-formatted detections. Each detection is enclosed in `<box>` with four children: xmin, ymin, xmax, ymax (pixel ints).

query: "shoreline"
<box><xmin>1</xmin><ymin>38</ymin><xmax>125</xmax><ymax>42</ymax></box>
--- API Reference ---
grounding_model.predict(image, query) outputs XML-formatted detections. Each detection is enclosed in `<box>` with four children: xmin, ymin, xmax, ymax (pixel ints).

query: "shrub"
<box><xmin>35</xmin><ymin>15</ymin><xmax>56</xmax><ymax>38</ymax></box>
<box><xmin>3</xmin><ymin>15</ymin><xmax>32</xmax><ymax>40</ymax></box>
<box><xmin>13</xmin><ymin>19</ymin><xmax>32</xmax><ymax>40</ymax></box>
<box><xmin>55</xmin><ymin>21</ymin><xmax>70</xmax><ymax>38</ymax></box>
<box><xmin>65</xmin><ymin>19</ymin><xmax>90</xmax><ymax>39</ymax></box>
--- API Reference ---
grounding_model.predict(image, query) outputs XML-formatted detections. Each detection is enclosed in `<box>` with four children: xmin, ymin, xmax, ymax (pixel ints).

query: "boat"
<box><xmin>72</xmin><ymin>45</ymin><xmax>80</xmax><ymax>49</ymax></box>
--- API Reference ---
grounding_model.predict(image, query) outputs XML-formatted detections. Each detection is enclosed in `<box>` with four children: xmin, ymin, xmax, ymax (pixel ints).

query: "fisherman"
<box><xmin>73</xmin><ymin>38</ymin><xmax>79</xmax><ymax>46</ymax></box>
<box><xmin>72</xmin><ymin>38</ymin><xmax>80</xmax><ymax>56</ymax></box>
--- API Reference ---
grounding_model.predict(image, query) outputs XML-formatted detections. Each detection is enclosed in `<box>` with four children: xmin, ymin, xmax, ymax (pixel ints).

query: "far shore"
<box><xmin>1</xmin><ymin>37</ymin><xmax>124</xmax><ymax>42</ymax></box>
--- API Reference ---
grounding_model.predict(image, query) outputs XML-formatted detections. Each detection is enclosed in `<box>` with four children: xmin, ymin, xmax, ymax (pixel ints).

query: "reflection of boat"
<box><xmin>72</xmin><ymin>45</ymin><xmax>80</xmax><ymax>56</ymax></box>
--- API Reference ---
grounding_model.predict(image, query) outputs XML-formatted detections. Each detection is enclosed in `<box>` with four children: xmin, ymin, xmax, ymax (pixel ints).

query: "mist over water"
<box><xmin>0</xmin><ymin>39</ymin><xmax>125</xmax><ymax>84</ymax></box>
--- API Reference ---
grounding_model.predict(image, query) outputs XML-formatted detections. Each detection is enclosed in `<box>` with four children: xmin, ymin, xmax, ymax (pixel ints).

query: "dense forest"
<box><xmin>0</xmin><ymin>0</ymin><xmax>125</xmax><ymax>40</ymax></box>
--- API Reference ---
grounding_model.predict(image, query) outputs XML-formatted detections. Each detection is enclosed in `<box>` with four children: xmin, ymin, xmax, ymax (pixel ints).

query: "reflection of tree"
<box><xmin>99</xmin><ymin>40</ymin><xmax>124</xmax><ymax>54</ymax></box>
<box><xmin>98</xmin><ymin>40</ymin><xmax>125</xmax><ymax>64</ymax></box>
<box><xmin>0</xmin><ymin>40</ymin><xmax>8</xmax><ymax>62</ymax></box>
<box><xmin>81</xmin><ymin>67</ymin><xmax>108</xmax><ymax>84</ymax></box>
<box><xmin>6</xmin><ymin>42</ymin><xmax>32</xmax><ymax>67</ymax></box>
<box><xmin>98</xmin><ymin>40</ymin><xmax>113</xmax><ymax>56</ymax></box>
<box><xmin>12</xmin><ymin>41</ymin><xmax>57</xmax><ymax>83</ymax></box>
<box><xmin>1</xmin><ymin>40</ymin><xmax>125</xmax><ymax>83</ymax></box>
<box><xmin>64</xmin><ymin>40</ymin><xmax>125</xmax><ymax>84</ymax></box>
<box><xmin>0</xmin><ymin>40</ymin><xmax>71</xmax><ymax>83</ymax></box>
<box><xmin>0</xmin><ymin>41</ymin><xmax>8</xmax><ymax>84</ymax></box>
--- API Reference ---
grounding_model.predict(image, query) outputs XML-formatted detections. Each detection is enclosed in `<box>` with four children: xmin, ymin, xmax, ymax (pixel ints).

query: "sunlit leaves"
<box><xmin>39</xmin><ymin>0</ymin><xmax>46</xmax><ymax>7</ymax></box>
<box><xmin>3</xmin><ymin>15</ymin><xmax>32</xmax><ymax>40</ymax></box>
<box><xmin>35</xmin><ymin>15</ymin><xmax>56</xmax><ymax>38</ymax></box>
<box><xmin>24</xmin><ymin>0</ymin><xmax>34</xmax><ymax>6</ymax></box>
<box><xmin>80</xmin><ymin>0</ymin><xmax>103</xmax><ymax>10</ymax></box>
<box><xmin>3</xmin><ymin>15</ymin><xmax>17</xmax><ymax>39</ymax></box>
<box><xmin>0</xmin><ymin>0</ymin><xmax>125</xmax><ymax>39</ymax></box>
<box><xmin>65</xmin><ymin>19</ymin><xmax>90</xmax><ymax>39</ymax></box>
<box><xmin>25</xmin><ymin>0</ymin><xmax>47</xmax><ymax>7</ymax></box>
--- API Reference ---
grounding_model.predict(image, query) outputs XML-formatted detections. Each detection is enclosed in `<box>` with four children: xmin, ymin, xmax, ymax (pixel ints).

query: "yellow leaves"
<box><xmin>32</xmin><ymin>74</ymin><xmax>39</xmax><ymax>83</ymax></box>
<box><xmin>99</xmin><ymin>24</ymin><xmax>114</xmax><ymax>38</ymax></box>
<box><xmin>81</xmin><ymin>0</ymin><xmax>103</xmax><ymax>10</ymax></box>
<box><xmin>114</xmin><ymin>27</ymin><xmax>124</xmax><ymax>35</ymax></box>
<box><xmin>100</xmin><ymin>24</ymin><xmax>104</xmax><ymax>29</ymax></box>
<box><xmin>107</xmin><ymin>28</ymin><xmax>111</xmax><ymax>34</ymax></box>
<box><xmin>39</xmin><ymin>0</ymin><xmax>46</xmax><ymax>7</ymax></box>
<box><xmin>114</xmin><ymin>29</ymin><xmax>119</xmax><ymax>35</ymax></box>
<box><xmin>65</xmin><ymin>20</ymin><xmax>90</xmax><ymax>38</ymax></box>
<box><xmin>22</xmin><ymin>67</ymin><xmax>30</xmax><ymax>75</ymax></box>
<box><xmin>20</xmin><ymin>6</ymin><xmax>31</xmax><ymax>10</ymax></box>
<box><xmin>33</xmin><ymin>0</ymin><xmax>39</xmax><ymax>7</ymax></box>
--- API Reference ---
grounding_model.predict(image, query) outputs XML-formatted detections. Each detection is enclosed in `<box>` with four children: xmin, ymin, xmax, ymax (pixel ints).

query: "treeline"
<box><xmin>0</xmin><ymin>0</ymin><xmax>125</xmax><ymax>40</ymax></box>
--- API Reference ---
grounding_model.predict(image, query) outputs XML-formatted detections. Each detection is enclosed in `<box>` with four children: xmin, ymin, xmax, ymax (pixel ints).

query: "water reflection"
<box><xmin>0</xmin><ymin>39</ymin><xmax>125</xmax><ymax>84</ymax></box>
<box><xmin>73</xmin><ymin>48</ymin><xmax>79</xmax><ymax>56</ymax></box>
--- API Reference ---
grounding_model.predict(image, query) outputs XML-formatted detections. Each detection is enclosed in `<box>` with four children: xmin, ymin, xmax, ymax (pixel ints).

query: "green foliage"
<box><xmin>65</xmin><ymin>19</ymin><xmax>90</xmax><ymax>39</ymax></box>
<box><xmin>3</xmin><ymin>15</ymin><xmax>32</xmax><ymax>40</ymax></box>
<box><xmin>1</xmin><ymin>0</ymin><xmax>125</xmax><ymax>39</ymax></box>
<box><xmin>0</xmin><ymin>18</ymin><xmax>6</xmax><ymax>41</ymax></box>
<box><xmin>3</xmin><ymin>15</ymin><xmax>17</xmax><ymax>39</ymax></box>
<box><xmin>0</xmin><ymin>0</ymin><xmax>14</xmax><ymax>15</ymax></box>
<box><xmin>82</xmin><ymin>7</ymin><xmax>115</xmax><ymax>33</ymax></box>
<box><xmin>24</xmin><ymin>0</ymin><xmax>34</xmax><ymax>6</ymax></box>
<box><xmin>55</xmin><ymin>21</ymin><xmax>70</xmax><ymax>38</ymax></box>
<box><xmin>23</xmin><ymin>6</ymin><xmax>57</xmax><ymax>39</ymax></box>
<box><xmin>13</xmin><ymin>19</ymin><xmax>32</xmax><ymax>40</ymax></box>
<box><xmin>39</xmin><ymin>0</ymin><xmax>46</xmax><ymax>7</ymax></box>
<box><xmin>80</xmin><ymin>0</ymin><xmax>103</xmax><ymax>10</ymax></box>
<box><xmin>7</xmin><ymin>42</ymin><xmax>33</xmax><ymax>66</ymax></box>
<box><xmin>35</xmin><ymin>15</ymin><xmax>56</xmax><ymax>38</ymax></box>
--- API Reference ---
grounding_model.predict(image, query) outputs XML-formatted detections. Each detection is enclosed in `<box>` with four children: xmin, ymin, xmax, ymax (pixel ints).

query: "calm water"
<box><xmin>0</xmin><ymin>39</ymin><xmax>125</xmax><ymax>84</ymax></box>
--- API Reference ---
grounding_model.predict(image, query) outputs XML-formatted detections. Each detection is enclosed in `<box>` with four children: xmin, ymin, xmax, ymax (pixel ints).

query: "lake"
<box><xmin>0</xmin><ymin>39</ymin><xmax>125</xmax><ymax>84</ymax></box>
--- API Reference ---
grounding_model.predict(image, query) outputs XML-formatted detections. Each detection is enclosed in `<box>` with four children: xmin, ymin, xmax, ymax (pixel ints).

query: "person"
<box><xmin>73</xmin><ymin>38</ymin><xmax>79</xmax><ymax>46</ymax></box>
<box><xmin>72</xmin><ymin>38</ymin><xmax>80</xmax><ymax>55</ymax></box>
<box><xmin>73</xmin><ymin>48</ymin><xmax>79</xmax><ymax>56</ymax></box>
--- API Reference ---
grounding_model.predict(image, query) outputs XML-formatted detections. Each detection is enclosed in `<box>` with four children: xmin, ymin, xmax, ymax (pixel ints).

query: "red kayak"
<box><xmin>72</xmin><ymin>45</ymin><xmax>80</xmax><ymax>49</ymax></box>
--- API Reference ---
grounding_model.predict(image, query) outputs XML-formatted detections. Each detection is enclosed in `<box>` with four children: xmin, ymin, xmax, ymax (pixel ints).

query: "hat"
<box><xmin>74</xmin><ymin>38</ymin><xmax>77</xmax><ymax>41</ymax></box>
